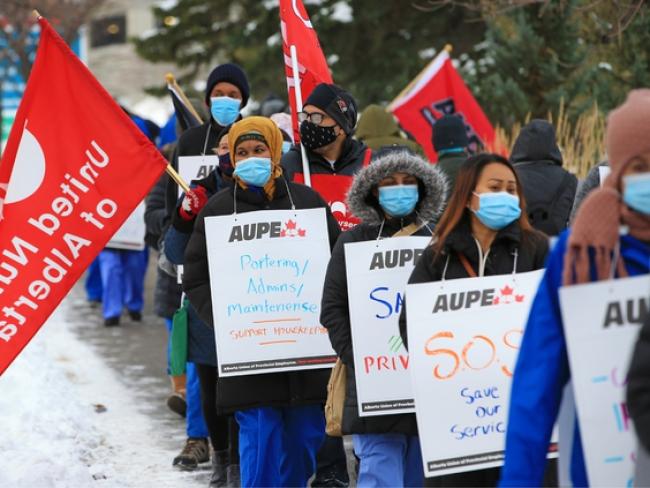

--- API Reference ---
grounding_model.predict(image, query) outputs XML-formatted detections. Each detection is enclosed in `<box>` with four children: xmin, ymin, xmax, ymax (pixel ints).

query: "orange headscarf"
<box><xmin>228</xmin><ymin>116</ymin><xmax>284</xmax><ymax>200</ymax></box>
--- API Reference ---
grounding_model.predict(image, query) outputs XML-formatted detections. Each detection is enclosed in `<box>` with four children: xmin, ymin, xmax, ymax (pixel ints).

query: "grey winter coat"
<box><xmin>570</xmin><ymin>161</ymin><xmax>608</xmax><ymax>223</ymax></box>
<box><xmin>320</xmin><ymin>150</ymin><xmax>448</xmax><ymax>436</ymax></box>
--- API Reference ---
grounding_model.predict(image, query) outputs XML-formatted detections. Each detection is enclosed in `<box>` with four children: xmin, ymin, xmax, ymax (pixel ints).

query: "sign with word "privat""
<box><xmin>345</xmin><ymin>236</ymin><xmax>430</xmax><ymax>416</ymax></box>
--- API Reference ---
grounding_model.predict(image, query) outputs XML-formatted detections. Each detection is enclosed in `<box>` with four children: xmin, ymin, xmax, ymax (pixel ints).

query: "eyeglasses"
<box><xmin>297</xmin><ymin>111</ymin><xmax>328</xmax><ymax>125</ymax></box>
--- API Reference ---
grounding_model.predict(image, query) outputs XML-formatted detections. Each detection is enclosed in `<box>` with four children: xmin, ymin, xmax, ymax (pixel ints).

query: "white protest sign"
<box><xmin>406</xmin><ymin>270</ymin><xmax>546</xmax><ymax>477</ymax></box>
<box><xmin>345</xmin><ymin>236</ymin><xmax>431</xmax><ymax>416</ymax></box>
<box><xmin>205</xmin><ymin>208</ymin><xmax>335</xmax><ymax>376</ymax></box>
<box><xmin>107</xmin><ymin>202</ymin><xmax>145</xmax><ymax>251</ymax></box>
<box><xmin>177</xmin><ymin>155</ymin><xmax>219</xmax><ymax>196</ymax></box>
<box><xmin>560</xmin><ymin>274</ymin><xmax>650</xmax><ymax>487</ymax></box>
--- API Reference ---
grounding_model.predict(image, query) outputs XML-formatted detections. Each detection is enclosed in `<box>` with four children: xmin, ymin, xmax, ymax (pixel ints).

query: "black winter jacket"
<box><xmin>281</xmin><ymin>137</ymin><xmax>369</xmax><ymax>180</ymax></box>
<box><xmin>627</xmin><ymin>312</ymin><xmax>650</xmax><ymax>451</ymax></box>
<box><xmin>321</xmin><ymin>150</ymin><xmax>448</xmax><ymax>436</ymax></box>
<box><xmin>183</xmin><ymin>176</ymin><xmax>341</xmax><ymax>414</ymax></box>
<box><xmin>399</xmin><ymin>217</ymin><xmax>549</xmax><ymax>348</ymax></box>
<box><xmin>144</xmin><ymin>173</ymin><xmax>182</xmax><ymax>319</ymax></box>
<box><xmin>510</xmin><ymin>120</ymin><xmax>578</xmax><ymax>236</ymax></box>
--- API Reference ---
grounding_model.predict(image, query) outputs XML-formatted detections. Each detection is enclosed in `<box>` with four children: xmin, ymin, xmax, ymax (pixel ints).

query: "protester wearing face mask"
<box><xmin>398</xmin><ymin>153</ymin><xmax>549</xmax><ymax>487</ymax></box>
<box><xmin>281</xmin><ymin>83</ymin><xmax>370</xmax><ymax>233</ymax></box>
<box><xmin>163</xmin><ymin>126</ymin><xmax>239</xmax><ymax>486</ymax></box>
<box><xmin>183</xmin><ymin>117</ymin><xmax>341</xmax><ymax>488</ymax></box>
<box><xmin>321</xmin><ymin>148</ymin><xmax>448</xmax><ymax>487</ymax></box>
<box><xmin>281</xmin><ymin>82</ymin><xmax>369</xmax><ymax>486</ymax></box>
<box><xmin>166</xmin><ymin>63</ymin><xmax>249</xmax><ymax>214</ymax></box>
<box><xmin>500</xmin><ymin>90</ymin><xmax>650</xmax><ymax>487</ymax></box>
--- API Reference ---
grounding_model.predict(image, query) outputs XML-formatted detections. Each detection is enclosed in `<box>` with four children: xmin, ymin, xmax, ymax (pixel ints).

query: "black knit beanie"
<box><xmin>304</xmin><ymin>83</ymin><xmax>358</xmax><ymax>135</ymax></box>
<box><xmin>204</xmin><ymin>63</ymin><xmax>250</xmax><ymax>108</ymax></box>
<box><xmin>432</xmin><ymin>114</ymin><xmax>469</xmax><ymax>152</ymax></box>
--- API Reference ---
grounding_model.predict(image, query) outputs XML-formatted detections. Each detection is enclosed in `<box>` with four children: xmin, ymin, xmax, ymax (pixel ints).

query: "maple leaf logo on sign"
<box><xmin>493</xmin><ymin>284</ymin><xmax>525</xmax><ymax>305</ymax></box>
<box><xmin>280</xmin><ymin>219</ymin><xmax>306</xmax><ymax>238</ymax></box>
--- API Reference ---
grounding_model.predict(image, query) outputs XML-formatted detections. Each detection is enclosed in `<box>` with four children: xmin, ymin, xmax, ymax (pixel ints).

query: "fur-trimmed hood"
<box><xmin>347</xmin><ymin>150</ymin><xmax>448</xmax><ymax>226</ymax></box>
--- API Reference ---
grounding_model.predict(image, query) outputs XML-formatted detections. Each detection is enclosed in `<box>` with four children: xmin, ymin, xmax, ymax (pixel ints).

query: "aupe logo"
<box><xmin>228</xmin><ymin>219</ymin><xmax>306</xmax><ymax>242</ymax></box>
<box><xmin>432</xmin><ymin>283</ymin><xmax>525</xmax><ymax>314</ymax></box>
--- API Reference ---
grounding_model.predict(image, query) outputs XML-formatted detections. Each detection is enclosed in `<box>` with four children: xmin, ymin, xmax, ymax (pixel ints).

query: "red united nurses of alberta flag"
<box><xmin>0</xmin><ymin>17</ymin><xmax>168</xmax><ymax>375</ymax></box>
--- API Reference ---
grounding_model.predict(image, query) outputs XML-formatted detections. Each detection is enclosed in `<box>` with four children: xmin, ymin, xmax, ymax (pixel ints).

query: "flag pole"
<box><xmin>166</xmin><ymin>164</ymin><xmax>191</xmax><ymax>194</ymax></box>
<box><xmin>165</xmin><ymin>73</ymin><xmax>204</xmax><ymax>124</ymax></box>
<box><xmin>162</xmin><ymin>73</ymin><xmax>194</xmax><ymax>193</ymax></box>
<box><xmin>388</xmin><ymin>44</ymin><xmax>453</xmax><ymax>111</ymax></box>
<box><xmin>290</xmin><ymin>44</ymin><xmax>312</xmax><ymax>187</ymax></box>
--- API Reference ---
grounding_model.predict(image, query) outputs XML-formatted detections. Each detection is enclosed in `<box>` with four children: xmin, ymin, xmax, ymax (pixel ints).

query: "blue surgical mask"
<box><xmin>623</xmin><ymin>172</ymin><xmax>650</xmax><ymax>215</ymax></box>
<box><xmin>282</xmin><ymin>141</ymin><xmax>292</xmax><ymax>155</ymax></box>
<box><xmin>210</xmin><ymin>96</ymin><xmax>241</xmax><ymax>126</ymax></box>
<box><xmin>472</xmin><ymin>191</ymin><xmax>521</xmax><ymax>230</ymax></box>
<box><xmin>378</xmin><ymin>184</ymin><xmax>419</xmax><ymax>218</ymax></box>
<box><xmin>233</xmin><ymin>157</ymin><xmax>272</xmax><ymax>187</ymax></box>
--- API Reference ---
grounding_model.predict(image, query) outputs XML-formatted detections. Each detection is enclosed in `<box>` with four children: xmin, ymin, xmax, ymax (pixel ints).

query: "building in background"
<box><xmin>0</xmin><ymin>0</ymin><xmax>191</xmax><ymax>151</ymax></box>
<box><xmin>86</xmin><ymin>0</ymin><xmax>181</xmax><ymax>125</ymax></box>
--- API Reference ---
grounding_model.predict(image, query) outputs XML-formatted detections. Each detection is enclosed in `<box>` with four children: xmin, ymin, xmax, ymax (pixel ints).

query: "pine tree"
<box><xmin>461</xmin><ymin>0</ymin><xmax>650</xmax><ymax>126</ymax></box>
<box><xmin>462</xmin><ymin>0</ymin><xmax>596</xmax><ymax>127</ymax></box>
<box><xmin>133</xmin><ymin>0</ymin><xmax>484</xmax><ymax>107</ymax></box>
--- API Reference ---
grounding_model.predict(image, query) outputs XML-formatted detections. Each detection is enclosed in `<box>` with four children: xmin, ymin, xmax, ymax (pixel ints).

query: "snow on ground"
<box><xmin>0</xmin><ymin>300</ymin><xmax>204</xmax><ymax>488</ymax></box>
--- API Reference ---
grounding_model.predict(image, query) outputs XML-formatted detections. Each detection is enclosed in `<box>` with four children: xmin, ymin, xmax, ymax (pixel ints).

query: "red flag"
<box><xmin>280</xmin><ymin>0</ymin><xmax>333</xmax><ymax>142</ymax></box>
<box><xmin>389</xmin><ymin>49</ymin><xmax>496</xmax><ymax>162</ymax></box>
<box><xmin>0</xmin><ymin>18</ymin><xmax>167</xmax><ymax>375</ymax></box>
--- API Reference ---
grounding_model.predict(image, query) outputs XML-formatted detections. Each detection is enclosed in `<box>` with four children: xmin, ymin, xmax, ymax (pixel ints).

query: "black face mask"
<box><xmin>218</xmin><ymin>152</ymin><xmax>234</xmax><ymax>177</ymax></box>
<box><xmin>299</xmin><ymin>120</ymin><xmax>338</xmax><ymax>150</ymax></box>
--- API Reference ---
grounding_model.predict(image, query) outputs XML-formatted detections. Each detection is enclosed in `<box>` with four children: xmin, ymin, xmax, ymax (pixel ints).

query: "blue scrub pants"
<box><xmin>98</xmin><ymin>248</ymin><xmax>147</xmax><ymax>319</ymax></box>
<box><xmin>235</xmin><ymin>405</ymin><xmax>325</xmax><ymax>487</ymax></box>
<box><xmin>353</xmin><ymin>434</ymin><xmax>423</xmax><ymax>487</ymax></box>
<box><xmin>85</xmin><ymin>257</ymin><xmax>102</xmax><ymax>301</ymax></box>
<box><xmin>164</xmin><ymin>318</ymin><xmax>208</xmax><ymax>439</ymax></box>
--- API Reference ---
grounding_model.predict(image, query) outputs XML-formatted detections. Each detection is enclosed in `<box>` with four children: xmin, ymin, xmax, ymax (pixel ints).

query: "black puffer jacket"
<box><xmin>321</xmin><ymin>150</ymin><xmax>448</xmax><ymax>435</ymax></box>
<box><xmin>510</xmin><ymin>120</ymin><xmax>578</xmax><ymax>236</ymax></box>
<box><xmin>627</xmin><ymin>312</ymin><xmax>650</xmax><ymax>451</ymax></box>
<box><xmin>183</xmin><ymin>176</ymin><xmax>341</xmax><ymax>414</ymax></box>
<box><xmin>399</xmin><ymin>217</ymin><xmax>549</xmax><ymax>347</ymax></box>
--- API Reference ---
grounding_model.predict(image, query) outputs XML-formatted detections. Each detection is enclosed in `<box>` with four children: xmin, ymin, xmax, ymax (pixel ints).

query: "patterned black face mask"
<box><xmin>299</xmin><ymin>120</ymin><xmax>338</xmax><ymax>150</ymax></box>
<box><xmin>218</xmin><ymin>152</ymin><xmax>234</xmax><ymax>177</ymax></box>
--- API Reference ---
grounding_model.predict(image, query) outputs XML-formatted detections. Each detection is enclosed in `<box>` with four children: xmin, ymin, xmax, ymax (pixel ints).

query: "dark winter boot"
<box><xmin>226</xmin><ymin>464</ymin><xmax>240</xmax><ymax>487</ymax></box>
<box><xmin>104</xmin><ymin>316</ymin><xmax>120</xmax><ymax>327</ymax></box>
<box><xmin>128</xmin><ymin>310</ymin><xmax>142</xmax><ymax>322</ymax></box>
<box><xmin>166</xmin><ymin>393</ymin><xmax>186</xmax><ymax>418</ymax></box>
<box><xmin>172</xmin><ymin>437</ymin><xmax>210</xmax><ymax>471</ymax></box>
<box><xmin>209</xmin><ymin>449</ymin><xmax>229</xmax><ymax>487</ymax></box>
